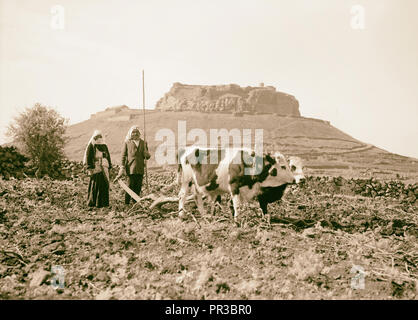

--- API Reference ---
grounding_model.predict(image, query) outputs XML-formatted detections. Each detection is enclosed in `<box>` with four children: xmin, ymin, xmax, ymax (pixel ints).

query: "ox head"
<box><xmin>288</xmin><ymin>156</ymin><xmax>305</xmax><ymax>183</ymax></box>
<box><xmin>272</xmin><ymin>152</ymin><xmax>305</xmax><ymax>184</ymax></box>
<box><xmin>246</xmin><ymin>151</ymin><xmax>296</xmax><ymax>188</ymax></box>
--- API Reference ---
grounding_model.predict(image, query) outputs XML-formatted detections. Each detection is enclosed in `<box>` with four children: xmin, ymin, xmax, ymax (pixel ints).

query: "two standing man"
<box><xmin>85</xmin><ymin>125</ymin><xmax>150</xmax><ymax>208</ymax></box>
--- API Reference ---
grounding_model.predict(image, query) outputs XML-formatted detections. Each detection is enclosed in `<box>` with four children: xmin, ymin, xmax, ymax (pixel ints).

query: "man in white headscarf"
<box><xmin>117</xmin><ymin>126</ymin><xmax>150</xmax><ymax>204</ymax></box>
<box><xmin>83</xmin><ymin>130</ymin><xmax>112</xmax><ymax>208</ymax></box>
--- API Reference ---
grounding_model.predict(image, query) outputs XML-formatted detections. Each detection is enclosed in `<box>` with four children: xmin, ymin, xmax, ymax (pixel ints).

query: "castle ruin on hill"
<box><xmin>89</xmin><ymin>83</ymin><xmax>301</xmax><ymax>120</ymax></box>
<box><xmin>155</xmin><ymin>82</ymin><xmax>300</xmax><ymax>116</ymax></box>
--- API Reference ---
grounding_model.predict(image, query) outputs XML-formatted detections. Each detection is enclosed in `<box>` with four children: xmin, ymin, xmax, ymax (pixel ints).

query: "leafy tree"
<box><xmin>7</xmin><ymin>103</ymin><xmax>68</xmax><ymax>177</ymax></box>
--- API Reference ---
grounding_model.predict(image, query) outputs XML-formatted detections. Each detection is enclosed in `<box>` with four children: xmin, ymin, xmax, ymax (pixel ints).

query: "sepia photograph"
<box><xmin>0</xmin><ymin>0</ymin><xmax>417</xmax><ymax>304</ymax></box>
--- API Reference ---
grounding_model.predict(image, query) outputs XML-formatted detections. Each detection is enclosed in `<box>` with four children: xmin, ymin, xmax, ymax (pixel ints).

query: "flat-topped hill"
<box><xmin>155</xmin><ymin>83</ymin><xmax>300</xmax><ymax>116</ymax></box>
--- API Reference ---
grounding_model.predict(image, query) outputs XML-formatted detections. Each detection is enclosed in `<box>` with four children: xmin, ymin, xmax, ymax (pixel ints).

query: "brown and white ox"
<box><xmin>177</xmin><ymin>146</ymin><xmax>304</xmax><ymax>219</ymax></box>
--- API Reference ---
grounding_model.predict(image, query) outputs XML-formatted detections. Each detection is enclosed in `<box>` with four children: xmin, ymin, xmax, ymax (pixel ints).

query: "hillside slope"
<box><xmin>65</xmin><ymin>110</ymin><xmax>418</xmax><ymax>182</ymax></box>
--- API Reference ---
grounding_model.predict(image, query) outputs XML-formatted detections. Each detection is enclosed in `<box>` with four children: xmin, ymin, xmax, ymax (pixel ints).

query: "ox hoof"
<box><xmin>178</xmin><ymin>210</ymin><xmax>189</xmax><ymax>221</ymax></box>
<box><xmin>264</xmin><ymin>214</ymin><xmax>271</xmax><ymax>225</ymax></box>
<box><xmin>256</xmin><ymin>208</ymin><xmax>264</xmax><ymax>217</ymax></box>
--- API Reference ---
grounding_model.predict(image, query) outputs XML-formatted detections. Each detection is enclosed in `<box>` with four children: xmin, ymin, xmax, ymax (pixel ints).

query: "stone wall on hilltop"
<box><xmin>156</xmin><ymin>83</ymin><xmax>300</xmax><ymax>116</ymax></box>
<box><xmin>90</xmin><ymin>105</ymin><xmax>129</xmax><ymax>119</ymax></box>
<box><xmin>89</xmin><ymin>105</ymin><xmax>159</xmax><ymax>121</ymax></box>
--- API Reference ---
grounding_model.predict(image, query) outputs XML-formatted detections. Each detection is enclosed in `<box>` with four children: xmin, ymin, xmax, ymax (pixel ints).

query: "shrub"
<box><xmin>7</xmin><ymin>103</ymin><xmax>68</xmax><ymax>178</ymax></box>
<box><xmin>0</xmin><ymin>146</ymin><xmax>28</xmax><ymax>179</ymax></box>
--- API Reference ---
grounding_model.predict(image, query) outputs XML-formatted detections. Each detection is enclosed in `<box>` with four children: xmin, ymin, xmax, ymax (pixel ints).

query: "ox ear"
<box><xmin>265</xmin><ymin>153</ymin><xmax>276</xmax><ymax>165</ymax></box>
<box><xmin>186</xmin><ymin>148</ymin><xmax>202</xmax><ymax>165</ymax></box>
<box><xmin>195</xmin><ymin>148</ymin><xmax>208</xmax><ymax>164</ymax></box>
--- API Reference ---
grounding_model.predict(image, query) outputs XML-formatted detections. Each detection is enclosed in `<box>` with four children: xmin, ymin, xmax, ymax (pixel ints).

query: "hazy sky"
<box><xmin>1</xmin><ymin>0</ymin><xmax>417</xmax><ymax>158</ymax></box>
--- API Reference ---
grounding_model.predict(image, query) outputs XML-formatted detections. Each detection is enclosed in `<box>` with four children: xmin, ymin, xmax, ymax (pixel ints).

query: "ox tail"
<box><xmin>176</xmin><ymin>147</ymin><xmax>186</xmax><ymax>186</ymax></box>
<box><xmin>176</xmin><ymin>162</ymin><xmax>183</xmax><ymax>186</ymax></box>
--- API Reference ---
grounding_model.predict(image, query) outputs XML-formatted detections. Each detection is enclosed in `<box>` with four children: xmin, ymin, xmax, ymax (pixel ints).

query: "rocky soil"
<box><xmin>0</xmin><ymin>169</ymin><xmax>417</xmax><ymax>299</ymax></box>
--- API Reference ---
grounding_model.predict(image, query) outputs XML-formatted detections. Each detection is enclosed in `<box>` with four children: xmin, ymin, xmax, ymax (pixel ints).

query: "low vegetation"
<box><xmin>0</xmin><ymin>146</ymin><xmax>28</xmax><ymax>180</ymax></box>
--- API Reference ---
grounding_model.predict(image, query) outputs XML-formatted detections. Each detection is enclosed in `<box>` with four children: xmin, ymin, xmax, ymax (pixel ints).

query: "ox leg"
<box><xmin>258</xmin><ymin>197</ymin><xmax>270</xmax><ymax>224</ymax></box>
<box><xmin>231</xmin><ymin>194</ymin><xmax>240</xmax><ymax>220</ymax></box>
<box><xmin>178</xmin><ymin>183</ymin><xmax>190</xmax><ymax>218</ymax></box>
<box><xmin>194</xmin><ymin>191</ymin><xmax>205</xmax><ymax>216</ymax></box>
<box><xmin>228</xmin><ymin>199</ymin><xmax>234</xmax><ymax>218</ymax></box>
<box><xmin>209</xmin><ymin>195</ymin><xmax>222</xmax><ymax>216</ymax></box>
<box><xmin>228</xmin><ymin>184</ymin><xmax>241</xmax><ymax>220</ymax></box>
<box><xmin>209</xmin><ymin>196</ymin><xmax>216</xmax><ymax>216</ymax></box>
<box><xmin>257</xmin><ymin>197</ymin><xmax>268</xmax><ymax>217</ymax></box>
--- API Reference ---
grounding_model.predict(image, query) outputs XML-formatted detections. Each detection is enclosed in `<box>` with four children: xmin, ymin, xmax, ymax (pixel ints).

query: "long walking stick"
<box><xmin>142</xmin><ymin>69</ymin><xmax>149</xmax><ymax>192</ymax></box>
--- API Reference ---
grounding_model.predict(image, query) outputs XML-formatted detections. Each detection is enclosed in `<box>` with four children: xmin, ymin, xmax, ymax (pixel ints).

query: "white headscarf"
<box><xmin>83</xmin><ymin>130</ymin><xmax>106</xmax><ymax>165</ymax></box>
<box><xmin>125</xmin><ymin>125</ymin><xmax>141</xmax><ymax>142</ymax></box>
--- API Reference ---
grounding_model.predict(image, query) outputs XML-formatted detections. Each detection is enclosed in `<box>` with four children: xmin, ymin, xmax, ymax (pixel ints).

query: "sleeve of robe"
<box><xmin>86</xmin><ymin>143</ymin><xmax>95</xmax><ymax>170</ymax></box>
<box><xmin>104</xmin><ymin>145</ymin><xmax>112</xmax><ymax>169</ymax></box>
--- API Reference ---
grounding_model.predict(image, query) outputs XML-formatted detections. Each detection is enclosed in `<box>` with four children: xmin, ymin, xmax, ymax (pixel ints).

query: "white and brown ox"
<box><xmin>177</xmin><ymin>146</ymin><xmax>304</xmax><ymax>219</ymax></box>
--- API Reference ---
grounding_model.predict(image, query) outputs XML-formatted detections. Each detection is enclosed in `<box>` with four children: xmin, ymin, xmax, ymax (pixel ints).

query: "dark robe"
<box><xmin>86</xmin><ymin>143</ymin><xmax>112</xmax><ymax>208</ymax></box>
